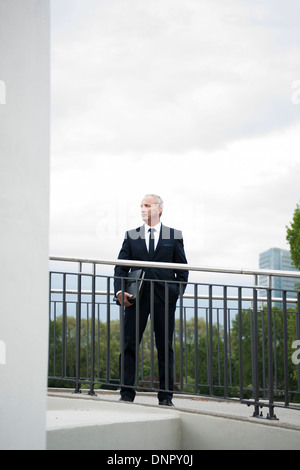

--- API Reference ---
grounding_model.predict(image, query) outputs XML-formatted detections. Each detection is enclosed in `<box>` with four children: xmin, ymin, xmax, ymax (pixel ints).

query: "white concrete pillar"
<box><xmin>0</xmin><ymin>0</ymin><xmax>50</xmax><ymax>450</ymax></box>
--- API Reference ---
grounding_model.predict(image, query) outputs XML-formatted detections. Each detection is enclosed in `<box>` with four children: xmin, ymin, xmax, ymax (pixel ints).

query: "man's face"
<box><xmin>141</xmin><ymin>196</ymin><xmax>161</xmax><ymax>226</ymax></box>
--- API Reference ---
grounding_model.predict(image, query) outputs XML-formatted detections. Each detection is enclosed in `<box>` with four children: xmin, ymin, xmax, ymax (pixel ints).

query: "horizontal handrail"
<box><xmin>50</xmin><ymin>288</ymin><xmax>298</xmax><ymax>305</ymax></box>
<box><xmin>50</xmin><ymin>256</ymin><xmax>300</xmax><ymax>279</ymax></box>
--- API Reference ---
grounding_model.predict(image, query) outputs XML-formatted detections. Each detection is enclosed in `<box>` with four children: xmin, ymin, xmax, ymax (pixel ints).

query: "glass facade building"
<box><xmin>259</xmin><ymin>248</ymin><xmax>299</xmax><ymax>306</ymax></box>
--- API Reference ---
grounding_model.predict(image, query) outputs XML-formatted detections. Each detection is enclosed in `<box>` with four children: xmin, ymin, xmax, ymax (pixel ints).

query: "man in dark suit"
<box><xmin>114</xmin><ymin>194</ymin><xmax>188</xmax><ymax>406</ymax></box>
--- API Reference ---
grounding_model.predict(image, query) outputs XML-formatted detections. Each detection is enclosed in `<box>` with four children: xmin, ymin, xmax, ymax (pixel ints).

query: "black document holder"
<box><xmin>114</xmin><ymin>269</ymin><xmax>145</xmax><ymax>306</ymax></box>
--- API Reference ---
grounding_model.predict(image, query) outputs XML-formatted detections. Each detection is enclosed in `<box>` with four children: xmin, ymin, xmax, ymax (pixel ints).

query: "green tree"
<box><xmin>286</xmin><ymin>203</ymin><xmax>300</xmax><ymax>270</ymax></box>
<box><xmin>48</xmin><ymin>307</ymin><xmax>300</xmax><ymax>401</ymax></box>
<box><xmin>230</xmin><ymin>306</ymin><xmax>299</xmax><ymax>399</ymax></box>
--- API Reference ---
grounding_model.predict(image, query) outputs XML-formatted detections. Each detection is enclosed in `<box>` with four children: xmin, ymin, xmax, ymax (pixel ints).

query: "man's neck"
<box><xmin>146</xmin><ymin>217</ymin><xmax>161</xmax><ymax>228</ymax></box>
<box><xmin>144</xmin><ymin>220</ymin><xmax>161</xmax><ymax>230</ymax></box>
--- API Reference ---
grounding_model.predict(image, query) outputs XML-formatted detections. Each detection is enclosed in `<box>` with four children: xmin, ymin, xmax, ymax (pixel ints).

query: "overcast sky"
<box><xmin>50</xmin><ymin>0</ymin><xmax>300</xmax><ymax>274</ymax></box>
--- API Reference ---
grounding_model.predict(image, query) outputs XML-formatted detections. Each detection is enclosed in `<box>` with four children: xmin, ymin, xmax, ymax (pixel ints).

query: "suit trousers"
<box><xmin>119</xmin><ymin>285</ymin><xmax>177</xmax><ymax>401</ymax></box>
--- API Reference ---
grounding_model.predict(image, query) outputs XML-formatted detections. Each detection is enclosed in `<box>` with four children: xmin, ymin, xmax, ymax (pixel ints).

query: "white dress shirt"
<box><xmin>144</xmin><ymin>222</ymin><xmax>161</xmax><ymax>252</ymax></box>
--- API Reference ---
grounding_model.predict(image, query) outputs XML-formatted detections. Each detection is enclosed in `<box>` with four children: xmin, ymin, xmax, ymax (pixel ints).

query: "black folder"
<box><xmin>114</xmin><ymin>269</ymin><xmax>145</xmax><ymax>305</ymax></box>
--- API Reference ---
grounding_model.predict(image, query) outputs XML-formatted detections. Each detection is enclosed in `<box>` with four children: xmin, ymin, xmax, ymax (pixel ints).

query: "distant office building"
<box><xmin>259</xmin><ymin>248</ymin><xmax>299</xmax><ymax>306</ymax></box>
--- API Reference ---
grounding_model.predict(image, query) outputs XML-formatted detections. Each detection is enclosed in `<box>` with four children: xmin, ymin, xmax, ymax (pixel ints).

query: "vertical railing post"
<box><xmin>135</xmin><ymin>279</ymin><xmax>140</xmax><ymax>389</ymax></box>
<box><xmin>282</xmin><ymin>290</ymin><xmax>289</xmax><ymax>407</ymax></box>
<box><xmin>74</xmin><ymin>263</ymin><xmax>82</xmax><ymax>393</ymax></box>
<box><xmin>119</xmin><ymin>278</ymin><xmax>125</xmax><ymax>390</ymax></box>
<box><xmin>194</xmin><ymin>284</ymin><xmax>199</xmax><ymax>395</ymax></box>
<box><xmin>179</xmin><ymin>283</ymin><xmax>184</xmax><ymax>393</ymax></box>
<box><xmin>150</xmin><ymin>280</ymin><xmax>155</xmax><ymax>390</ymax></box>
<box><xmin>228</xmin><ymin>309</ymin><xmax>233</xmax><ymax>388</ymax></box>
<box><xmin>88</xmin><ymin>265</ymin><xmax>96</xmax><ymax>396</ymax></box>
<box><xmin>238</xmin><ymin>287</ymin><xmax>243</xmax><ymax>402</ymax></box>
<box><xmin>217</xmin><ymin>308</ymin><xmax>221</xmax><ymax>387</ymax></box>
<box><xmin>261</xmin><ymin>307</ymin><xmax>266</xmax><ymax>398</ymax></box>
<box><xmin>48</xmin><ymin>272</ymin><xmax>52</xmax><ymax>379</ymax></box>
<box><xmin>106</xmin><ymin>277</ymin><xmax>111</xmax><ymax>384</ymax></box>
<box><xmin>208</xmin><ymin>285</ymin><xmax>213</xmax><ymax>396</ymax></box>
<box><xmin>266</xmin><ymin>288</ymin><xmax>277</xmax><ymax>419</ymax></box>
<box><xmin>297</xmin><ymin>292</ymin><xmax>300</xmax><ymax>394</ymax></box>
<box><xmin>164</xmin><ymin>282</ymin><xmax>169</xmax><ymax>396</ymax></box>
<box><xmin>223</xmin><ymin>286</ymin><xmax>228</xmax><ymax>398</ymax></box>
<box><xmin>53</xmin><ymin>302</ymin><xmax>57</xmax><ymax>377</ymax></box>
<box><xmin>62</xmin><ymin>273</ymin><xmax>67</xmax><ymax>380</ymax></box>
<box><xmin>252</xmin><ymin>287</ymin><xmax>260</xmax><ymax>417</ymax></box>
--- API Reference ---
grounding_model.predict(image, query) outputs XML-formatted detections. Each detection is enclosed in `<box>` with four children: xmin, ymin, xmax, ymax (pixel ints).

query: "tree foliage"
<box><xmin>48</xmin><ymin>306</ymin><xmax>300</xmax><ymax>403</ymax></box>
<box><xmin>286</xmin><ymin>203</ymin><xmax>300</xmax><ymax>270</ymax></box>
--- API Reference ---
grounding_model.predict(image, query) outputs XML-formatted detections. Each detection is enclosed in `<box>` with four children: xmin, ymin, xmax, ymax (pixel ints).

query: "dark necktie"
<box><xmin>148</xmin><ymin>228</ymin><xmax>155</xmax><ymax>259</ymax></box>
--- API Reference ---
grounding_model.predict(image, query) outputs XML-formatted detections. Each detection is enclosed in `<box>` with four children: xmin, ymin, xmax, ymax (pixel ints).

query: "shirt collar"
<box><xmin>144</xmin><ymin>221</ymin><xmax>161</xmax><ymax>234</ymax></box>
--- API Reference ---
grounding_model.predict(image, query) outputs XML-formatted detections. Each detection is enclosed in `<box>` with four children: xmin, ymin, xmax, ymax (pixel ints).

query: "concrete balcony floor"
<box><xmin>47</xmin><ymin>388</ymin><xmax>300</xmax><ymax>450</ymax></box>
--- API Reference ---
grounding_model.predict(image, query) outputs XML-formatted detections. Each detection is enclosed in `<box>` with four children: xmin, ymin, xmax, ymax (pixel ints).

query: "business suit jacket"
<box><xmin>114</xmin><ymin>224</ymin><xmax>188</xmax><ymax>303</ymax></box>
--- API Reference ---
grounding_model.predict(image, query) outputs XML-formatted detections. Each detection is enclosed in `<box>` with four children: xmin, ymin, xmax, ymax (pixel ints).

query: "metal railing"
<box><xmin>48</xmin><ymin>256</ymin><xmax>300</xmax><ymax>420</ymax></box>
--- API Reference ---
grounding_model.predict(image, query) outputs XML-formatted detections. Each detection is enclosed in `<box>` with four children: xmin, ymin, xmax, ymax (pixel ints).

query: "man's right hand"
<box><xmin>117</xmin><ymin>291</ymin><xmax>134</xmax><ymax>307</ymax></box>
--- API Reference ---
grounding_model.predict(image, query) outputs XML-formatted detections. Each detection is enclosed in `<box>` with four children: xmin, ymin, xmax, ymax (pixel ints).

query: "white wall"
<box><xmin>0</xmin><ymin>0</ymin><xmax>50</xmax><ymax>450</ymax></box>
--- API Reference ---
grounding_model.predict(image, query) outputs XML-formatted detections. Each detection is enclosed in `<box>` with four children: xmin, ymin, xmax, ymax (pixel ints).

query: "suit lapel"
<box><xmin>138</xmin><ymin>225</ymin><xmax>149</xmax><ymax>258</ymax></box>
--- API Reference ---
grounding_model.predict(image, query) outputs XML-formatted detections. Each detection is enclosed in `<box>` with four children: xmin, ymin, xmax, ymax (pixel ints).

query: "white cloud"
<box><xmin>51</xmin><ymin>0</ymin><xmax>300</xmax><ymax>156</ymax></box>
<box><xmin>50</xmin><ymin>123</ymin><xmax>300</xmax><ymax>268</ymax></box>
<box><xmin>50</xmin><ymin>0</ymin><xmax>300</xmax><ymax>274</ymax></box>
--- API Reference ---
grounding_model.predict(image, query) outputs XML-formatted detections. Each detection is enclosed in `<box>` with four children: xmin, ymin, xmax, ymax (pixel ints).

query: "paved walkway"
<box><xmin>48</xmin><ymin>388</ymin><xmax>300</xmax><ymax>432</ymax></box>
